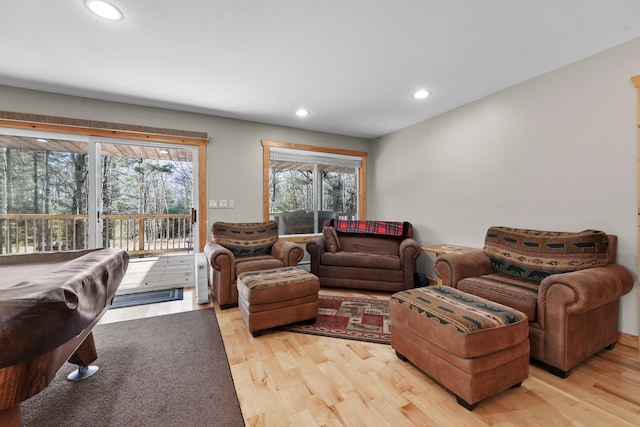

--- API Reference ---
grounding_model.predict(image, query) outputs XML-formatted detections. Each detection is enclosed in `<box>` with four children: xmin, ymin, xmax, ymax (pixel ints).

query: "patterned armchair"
<box><xmin>204</xmin><ymin>221</ymin><xmax>304</xmax><ymax>309</ymax></box>
<box><xmin>434</xmin><ymin>226</ymin><xmax>634</xmax><ymax>378</ymax></box>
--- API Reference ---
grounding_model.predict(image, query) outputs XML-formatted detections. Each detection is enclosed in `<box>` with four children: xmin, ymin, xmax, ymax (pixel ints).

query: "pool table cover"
<box><xmin>0</xmin><ymin>248</ymin><xmax>129</xmax><ymax>368</ymax></box>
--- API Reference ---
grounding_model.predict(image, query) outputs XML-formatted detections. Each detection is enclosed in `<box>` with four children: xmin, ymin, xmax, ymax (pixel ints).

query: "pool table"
<box><xmin>0</xmin><ymin>248</ymin><xmax>129</xmax><ymax>426</ymax></box>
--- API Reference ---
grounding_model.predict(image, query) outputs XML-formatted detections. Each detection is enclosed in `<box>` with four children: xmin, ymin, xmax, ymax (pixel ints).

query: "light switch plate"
<box><xmin>229</xmin><ymin>200</ymin><xmax>235</xmax><ymax>209</ymax></box>
<box><xmin>219</xmin><ymin>199</ymin><xmax>228</xmax><ymax>208</ymax></box>
<box><xmin>208</xmin><ymin>199</ymin><xmax>218</xmax><ymax>209</ymax></box>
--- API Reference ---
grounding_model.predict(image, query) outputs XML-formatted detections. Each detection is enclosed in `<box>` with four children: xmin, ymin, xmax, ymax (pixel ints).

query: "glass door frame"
<box><xmin>91</xmin><ymin>137</ymin><xmax>200</xmax><ymax>253</ymax></box>
<box><xmin>0</xmin><ymin>125</ymin><xmax>206</xmax><ymax>254</ymax></box>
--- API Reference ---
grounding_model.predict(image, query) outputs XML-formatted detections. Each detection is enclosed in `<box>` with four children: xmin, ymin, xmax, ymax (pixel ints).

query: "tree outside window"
<box><xmin>262</xmin><ymin>140</ymin><xmax>366</xmax><ymax>239</ymax></box>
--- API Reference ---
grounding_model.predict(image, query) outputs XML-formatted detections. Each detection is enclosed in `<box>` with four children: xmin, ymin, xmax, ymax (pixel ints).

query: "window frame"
<box><xmin>261</xmin><ymin>139</ymin><xmax>367</xmax><ymax>242</ymax></box>
<box><xmin>0</xmin><ymin>115</ymin><xmax>208</xmax><ymax>251</ymax></box>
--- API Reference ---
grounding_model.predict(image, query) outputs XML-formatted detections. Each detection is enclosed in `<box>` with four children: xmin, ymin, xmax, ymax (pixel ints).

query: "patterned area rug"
<box><xmin>279</xmin><ymin>294</ymin><xmax>390</xmax><ymax>344</ymax></box>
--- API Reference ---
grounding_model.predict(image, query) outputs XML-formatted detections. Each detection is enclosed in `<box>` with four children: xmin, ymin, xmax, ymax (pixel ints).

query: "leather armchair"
<box><xmin>434</xmin><ymin>226</ymin><xmax>634</xmax><ymax>378</ymax></box>
<box><xmin>204</xmin><ymin>221</ymin><xmax>304</xmax><ymax>309</ymax></box>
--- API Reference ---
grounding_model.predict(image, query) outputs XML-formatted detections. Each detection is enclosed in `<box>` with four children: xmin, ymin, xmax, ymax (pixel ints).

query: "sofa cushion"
<box><xmin>235</xmin><ymin>255</ymin><xmax>284</xmax><ymax>278</ymax></box>
<box><xmin>457</xmin><ymin>273</ymin><xmax>539</xmax><ymax>321</ymax></box>
<box><xmin>237</xmin><ymin>266</ymin><xmax>319</xmax><ymax>304</ymax></box>
<box><xmin>323</xmin><ymin>226</ymin><xmax>341</xmax><ymax>252</ymax></box>
<box><xmin>320</xmin><ymin>251</ymin><xmax>401</xmax><ymax>270</ymax></box>
<box><xmin>484</xmin><ymin>227</ymin><xmax>609</xmax><ymax>282</ymax></box>
<box><xmin>213</xmin><ymin>221</ymin><xmax>279</xmax><ymax>257</ymax></box>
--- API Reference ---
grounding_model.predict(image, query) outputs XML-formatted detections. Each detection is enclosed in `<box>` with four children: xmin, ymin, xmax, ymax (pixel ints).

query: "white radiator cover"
<box><xmin>194</xmin><ymin>252</ymin><xmax>210</xmax><ymax>304</ymax></box>
<box><xmin>116</xmin><ymin>254</ymin><xmax>196</xmax><ymax>295</ymax></box>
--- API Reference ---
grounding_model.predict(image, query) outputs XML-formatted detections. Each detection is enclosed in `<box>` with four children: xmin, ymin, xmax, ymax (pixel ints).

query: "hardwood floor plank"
<box><xmin>289</xmin><ymin>409</ymin><xmax>318</xmax><ymax>427</ymax></box>
<box><xmin>333</xmin><ymin>395</ymin><xmax>392</xmax><ymax>427</ymax></box>
<box><xmin>302</xmin><ymin>393</ymin><xmax>338</xmax><ymax>426</ymax></box>
<box><xmin>397</xmin><ymin>401</ymin><xmax>437</xmax><ymax>427</ymax></box>
<box><xmin>303</xmin><ymin>368</ymin><xmax>345</xmax><ymax>408</ymax></box>
<box><xmin>368</xmin><ymin>395</ymin><xmax>418</xmax><ymax>427</ymax></box>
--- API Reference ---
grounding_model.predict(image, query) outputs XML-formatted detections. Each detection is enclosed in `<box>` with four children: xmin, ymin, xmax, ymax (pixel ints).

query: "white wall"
<box><xmin>0</xmin><ymin>85</ymin><xmax>370</xmax><ymax>239</ymax></box>
<box><xmin>369</xmin><ymin>37</ymin><xmax>640</xmax><ymax>336</ymax></box>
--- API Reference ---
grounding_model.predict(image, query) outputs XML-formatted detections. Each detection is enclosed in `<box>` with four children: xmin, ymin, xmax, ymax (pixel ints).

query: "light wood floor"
<box><xmin>102</xmin><ymin>288</ymin><xmax>640</xmax><ymax>427</ymax></box>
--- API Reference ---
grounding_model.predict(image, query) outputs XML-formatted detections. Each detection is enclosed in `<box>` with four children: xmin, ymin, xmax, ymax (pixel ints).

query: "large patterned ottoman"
<box><xmin>389</xmin><ymin>286</ymin><xmax>529</xmax><ymax>410</ymax></box>
<box><xmin>237</xmin><ymin>266</ymin><xmax>319</xmax><ymax>337</ymax></box>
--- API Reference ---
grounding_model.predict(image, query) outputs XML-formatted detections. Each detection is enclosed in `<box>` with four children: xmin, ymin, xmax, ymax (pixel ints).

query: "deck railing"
<box><xmin>0</xmin><ymin>213</ymin><xmax>192</xmax><ymax>256</ymax></box>
<box><xmin>0</xmin><ymin>214</ymin><xmax>89</xmax><ymax>254</ymax></box>
<box><xmin>103</xmin><ymin>214</ymin><xmax>192</xmax><ymax>255</ymax></box>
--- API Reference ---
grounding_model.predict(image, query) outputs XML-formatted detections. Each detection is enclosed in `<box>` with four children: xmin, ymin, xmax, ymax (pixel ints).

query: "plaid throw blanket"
<box><xmin>331</xmin><ymin>220</ymin><xmax>406</xmax><ymax>237</ymax></box>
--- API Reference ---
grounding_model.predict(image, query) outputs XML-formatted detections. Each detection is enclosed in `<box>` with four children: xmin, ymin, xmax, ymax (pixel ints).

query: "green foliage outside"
<box><xmin>1</xmin><ymin>146</ymin><xmax>192</xmax><ymax>216</ymax></box>
<box><xmin>269</xmin><ymin>166</ymin><xmax>357</xmax><ymax>216</ymax></box>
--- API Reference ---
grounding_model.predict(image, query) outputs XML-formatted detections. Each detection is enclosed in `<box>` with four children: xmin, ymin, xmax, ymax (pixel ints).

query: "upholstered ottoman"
<box><xmin>390</xmin><ymin>286</ymin><xmax>529</xmax><ymax>410</ymax></box>
<box><xmin>237</xmin><ymin>266</ymin><xmax>320</xmax><ymax>337</ymax></box>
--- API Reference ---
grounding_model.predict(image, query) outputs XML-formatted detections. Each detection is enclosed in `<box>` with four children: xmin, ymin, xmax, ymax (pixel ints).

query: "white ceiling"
<box><xmin>1</xmin><ymin>1</ymin><xmax>640</xmax><ymax>139</ymax></box>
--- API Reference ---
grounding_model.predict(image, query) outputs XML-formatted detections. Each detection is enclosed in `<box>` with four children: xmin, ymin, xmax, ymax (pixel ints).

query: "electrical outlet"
<box><xmin>219</xmin><ymin>199</ymin><xmax>228</xmax><ymax>209</ymax></box>
<box><xmin>208</xmin><ymin>199</ymin><xmax>218</xmax><ymax>209</ymax></box>
<box><xmin>229</xmin><ymin>200</ymin><xmax>235</xmax><ymax>209</ymax></box>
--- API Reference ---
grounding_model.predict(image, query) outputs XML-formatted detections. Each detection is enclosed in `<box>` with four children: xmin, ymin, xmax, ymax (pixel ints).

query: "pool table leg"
<box><xmin>0</xmin><ymin>404</ymin><xmax>22</xmax><ymax>427</ymax></box>
<box><xmin>67</xmin><ymin>332</ymin><xmax>100</xmax><ymax>381</ymax></box>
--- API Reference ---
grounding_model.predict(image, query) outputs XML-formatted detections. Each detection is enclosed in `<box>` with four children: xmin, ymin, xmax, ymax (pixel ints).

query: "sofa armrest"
<box><xmin>204</xmin><ymin>241</ymin><xmax>235</xmax><ymax>273</ymax></box>
<box><xmin>537</xmin><ymin>264</ymin><xmax>634</xmax><ymax>329</ymax></box>
<box><xmin>305</xmin><ymin>236</ymin><xmax>326</xmax><ymax>275</ymax></box>
<box><xmin>399</xmin><ymin>238</ymin><xmax>421</xmax><ymax>289</ymax></box>
<box><xmin>399</xmin><ymin>238</ymin><xmax>420</xmax><ymax>258</ymax></box>
<box><xmin>434</xmin><ymin>251</ymin><xmax>494</xmax><ymax>287</ymax></box>
<box><xmin>204</xmin><ymin>241</ymin><xmax>236</xmax><ymax>306</ymax></box>
<box><xmin>271</xmin><ymin>239</ymin><xmax>304</xmax><ymax>266</ymax></box>
<box><xmin>399</xmin><ymin>238</ymin><xmax>421</xmax><ymax>267</ymax></box>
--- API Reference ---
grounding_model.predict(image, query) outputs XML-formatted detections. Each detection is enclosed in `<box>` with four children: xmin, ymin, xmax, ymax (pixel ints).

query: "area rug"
<box><xmin>279</xmin><ymin>294</ymin><xmax>390</xmax><ymax>344</ymax></box>
<box><xmin>110</xmin><ymin>288</ymin><xmax>183</xmax><ymax>309</ymax></box>
<box><xmin>21</xmin><ymin>309</ymin><xmax>245</xmax><ymax>427</ymax></box>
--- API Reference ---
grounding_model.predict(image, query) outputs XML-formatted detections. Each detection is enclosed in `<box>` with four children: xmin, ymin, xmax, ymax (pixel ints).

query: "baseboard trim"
<box><xmin>618</xmin><ymin>332</ymin><xmax>639</xmax><ymax>349</ymax></box>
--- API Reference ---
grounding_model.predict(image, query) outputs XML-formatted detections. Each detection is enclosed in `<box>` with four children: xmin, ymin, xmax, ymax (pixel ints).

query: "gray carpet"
<box><xmin>22</xmin><ymin>309</ymin><xmax>244</xmax><ymax>427</ymax></box>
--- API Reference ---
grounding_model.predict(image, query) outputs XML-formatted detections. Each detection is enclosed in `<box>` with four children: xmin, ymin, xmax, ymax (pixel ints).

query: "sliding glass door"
<box><xmin>0</xmin><ymin>129</ymin><xmax>199</xmax><ymax>258</ymax></box>
<box><xmin>0</xmin><ymin>131</ymin><xmax>90</xmax><ymax>254</ymax></box>
<box><xmin>97</xmin><ymin>140</ymin><xmax>199</xmax><ymax>294</ymax></box>
<box><xmin>98</xmin><ymin>141</ymin><xmax>197</xmax><ymax>255</ymax></box>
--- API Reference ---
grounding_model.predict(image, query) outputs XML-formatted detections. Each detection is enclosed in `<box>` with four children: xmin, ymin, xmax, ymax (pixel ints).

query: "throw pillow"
<box><xmin>323</xmin><ymin>226</ymin><xmax>341</xmax><ymax>252</ymax></box>
<box><xmin>212</xmin><ymin>221</ymin><xmax>278</xmax><ymax>257</ymax></box>
<box><xmin>483</xmin><ymin>226</ymin><xmax>610</xmax><ymax>282</ymax></box>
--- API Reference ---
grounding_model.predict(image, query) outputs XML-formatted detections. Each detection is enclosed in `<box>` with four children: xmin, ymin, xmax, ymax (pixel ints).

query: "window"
<box><xmin>0</xmin><ymin>134</ymin><xmax>90</xmax><ymax>253</ymax></box>
<box><xmin>262</xmin><ymin>140</ymin><xmax>367</xmax><ymax>240</ymax></box>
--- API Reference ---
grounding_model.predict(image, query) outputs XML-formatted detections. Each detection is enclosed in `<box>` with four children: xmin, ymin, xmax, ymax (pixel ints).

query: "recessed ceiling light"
<box><xmin>296</xmin><ymin>109</ymin><xmax>309</xmax><ymax>117</ymax></box>
<box><xmin>36</xmin><ymin>138</ymin><xmax>48</xmax><ymax>143</ymax></box>
<box><xmin>413</xmin><ymin>89</ymin><xmax>430</xmax><ymax>99</ymax></box>
<box><xmin>159</xmin><ymin>149</ymin><xmax>169</xmax><ymax>154</ymax></box>
<box><xmin>84</xmin><ymin>0</ymin><xmax>123</xmax><ymax>21</ymax></box>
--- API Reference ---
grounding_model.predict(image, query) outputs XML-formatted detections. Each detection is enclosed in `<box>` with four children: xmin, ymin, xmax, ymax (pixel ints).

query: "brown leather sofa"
<box><xmin>434</xmin><ymin>226</ymin><xmax>634</xmax><ymax>378</ymax></box>
<box><xmin>204</xmin><ymin>221</ymin><xmax>304</xmax><ymax>309</ymax></box>
<box><xmin>306</xmin><ymin>220</ymin><xmax>421</xmax><ymax>292</ymax></box>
